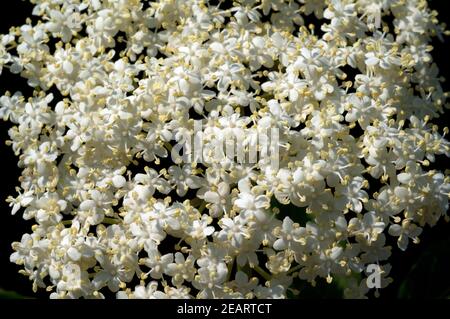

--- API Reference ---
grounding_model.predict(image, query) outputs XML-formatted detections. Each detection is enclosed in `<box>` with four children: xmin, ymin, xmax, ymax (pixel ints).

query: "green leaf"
<box><xmin>0</xmin><ymin>288</ymin><xmax>27</xmax><ymax>299</ymax></box>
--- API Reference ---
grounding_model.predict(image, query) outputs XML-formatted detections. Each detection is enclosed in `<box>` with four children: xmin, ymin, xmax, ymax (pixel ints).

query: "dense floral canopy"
<box><xmin>0</xmin><ymin>0</ymin><xmax>449</xmax><ymax>299</ymax></box>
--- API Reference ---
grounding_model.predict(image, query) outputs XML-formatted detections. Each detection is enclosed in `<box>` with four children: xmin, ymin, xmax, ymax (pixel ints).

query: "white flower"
<box><xmin>144</xmin><ymin>247</ymin><xmax>173</xmax><ymax>280</ymax></box>
<box><xmin>168</xmin><ymin>165</ymin><xmax>202</xmax><ymax>197</ymax></box>
<box><xmin>7</xmin><ymin>190</ymin><xmax>34</xmax><ymax>215</ymax></box>
<box><xmin>388</xmin><ymin>220</ymin><xmax>422</xmax><ymax>251</ymax></box>
<box><xmin>273</xmin><ymin>217</ymin><xmax>303</xmax><ymax>251</ymax></box>
<box><xmin>348</xmin><ymin>212</ymin><xmax>386</xmax><ymax>243</ymax></box>
<box><xmin>198</xmin><ymin>181</ymin><xmax>231</xmax><ymax>218</ymax></box>
<box><xmin>185</xmin><ymin>215</ymin><xmax>215</xmax><ymax>240</ymax></box>
<box><xmin>165</xmin><ymin>252</ymin><xmax>197</xmax><ymax>287</ymax></box>
<box><xmin>1</xmin><ymin>0</ymin><xmax>449</xmax><ymax>300</ymax></box>
<box><xmin>234</xmin><ymin>180</ymin><xmax>270</xmax><ymax>222</ymax></box>
<box><xmin>335</xmin><ymin>176</ymin><xmax>368</xmax><ymax>213</ymax></box>
<box><xmin>194</xmin><ymin>246</ymin><xmax>228</xmax><ymax>291</ymax></box>
<box><xmin>118</xmin><ymin>281</ymin><xmax>167</xmax><ymax>299</ymax></box>
<box><xmin>217</xmin><ymin>216</ymin><xmax>250</xmax><ymax>248</ymax></box>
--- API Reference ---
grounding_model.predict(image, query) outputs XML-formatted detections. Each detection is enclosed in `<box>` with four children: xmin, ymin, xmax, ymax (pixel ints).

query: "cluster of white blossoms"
<box><xmin>1</xmin><ymin>0</ymin><xmax>450</xmax><ymax>299</ymax></box>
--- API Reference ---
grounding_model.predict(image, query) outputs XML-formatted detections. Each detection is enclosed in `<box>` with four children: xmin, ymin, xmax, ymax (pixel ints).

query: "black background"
<box><xmin>0</xmin><ymin>0</ymin><xmax>449</xmax><ymax>299</ymax></box>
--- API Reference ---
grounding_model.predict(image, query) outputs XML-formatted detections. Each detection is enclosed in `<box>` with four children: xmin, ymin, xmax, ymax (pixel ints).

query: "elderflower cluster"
<box><xmin>1</xmin><ymin>0</ymin><xmax>449</xmax><ymax>299</ymax></box>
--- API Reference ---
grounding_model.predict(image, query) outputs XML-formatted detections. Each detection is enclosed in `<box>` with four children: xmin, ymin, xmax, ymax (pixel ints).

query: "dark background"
<box><xmin>0</xmin><ymin>0</ymin><xmax>449</xmax><ymax>299</ymax></box>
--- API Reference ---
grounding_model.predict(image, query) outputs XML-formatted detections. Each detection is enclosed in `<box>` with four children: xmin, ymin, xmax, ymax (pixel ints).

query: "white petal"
<box><xmin>79</xmin><ymin>199</ymin><xmax>96</xmax><ymax>211</ymax></box>
<box><xmin>365</xmin><ymin>56</ymin><xmax>379</xmax><ymax>66</ymax></box>
<box><xmin>330</xmin><ymin>247</ymin><xmax>343</xmax><ymax>260</ymax></box>
<box><xmin>397</xmin><ymin>173</ymin><xmax>411</xmax><ymax>184</ymax></box>
<box><xmin>10</xmin><ymin>63</ymin><xmax>23</xmax><ymax>74</ymax></box>
<box><xmin>220</xmin><ymin>218</ymin><xmax>234</xmax><ymax>229</ymax></box>
<box><xmin>388</xmin><ymin>224</ymin><xmax>402</xmax><ymax>237</ymax></box>
<box><xmin>252</xmin><ymin>36</ymin><xmax>265</xmax><ymax>49</ymax></box>
<box><xmin>204</xmin><ymin>226</ymin><xmax>215</xmax><ymax>236</ymax></box>
<box><xmin>273</xmin><ymin>238</ymin><xmax>286</xmax><ymax>250</ymax></box>
<box><xmin>397</xmin><ymin>235</ymin><xmax>409</xmax><ymax>251</ymax></box>
<box><xmin>112</xmin><ymin>175</ymin><xmax>127</xmax><ymax>188</ymax></box>
<box><xmin>394</xmin><ymin>186</ymin><xmax>409</xmax><ymax>200</ymax></box>
<box><xmin>57</xmin><ymin>200</ymin><xmax>67</xmax><ymax>211</ymax></box>
<box><xmin>11</xmin><ymin>203</ymin><xmax>20</xmax><ymax>215</ymax></box>
<box><xmin>67</xmin><ymin>247</ymin><xmax>81</xmax><ymax>261</ymax></box>
<box><xmin>289</xmin><ymin>89</ymin><xmax>299</xmax><ymax>102</ymax></box>
<box><xmin>63</xmin><ymin>61</ymin><xmax>74</xmax><ymax>74</ymax></box>
<box><xmin>261</xmin><ymin>82</ymin><xmax>275</xmax><ymax>92</ymax></box>
<box><xmin>204</xmin><ymin>191</ymin><xmax>220</xmax><ymax>204</ymax></box>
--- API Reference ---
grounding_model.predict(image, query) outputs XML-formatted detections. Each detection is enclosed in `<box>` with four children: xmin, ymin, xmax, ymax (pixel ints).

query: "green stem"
<box><xmin>287</xmin><ymin>264</ymin><xmax>302</xmax><ymax>275</ymax></box>
<box><xmin>252</xmin><ymin>265</ymin><xmax>272</xmax><ymax>282</ymax></box>
<box><xmin>164</xmin><ymin>142</ymin><xmax>173</xmax><ymax>152</ymax></box>
<box><xmin>103</xmin><ymin>217</ymin><xmax>121</xmax><ymax>224</ymax></box>
<box><xmin>226</xmin><ymin>258</ymin><xmax>234</xmax><ymax>281</ymax></box>
<box><xmin>198</xmin><ymin>201</ymin><xmax>207</xmax><ymax>213</ymax></box>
